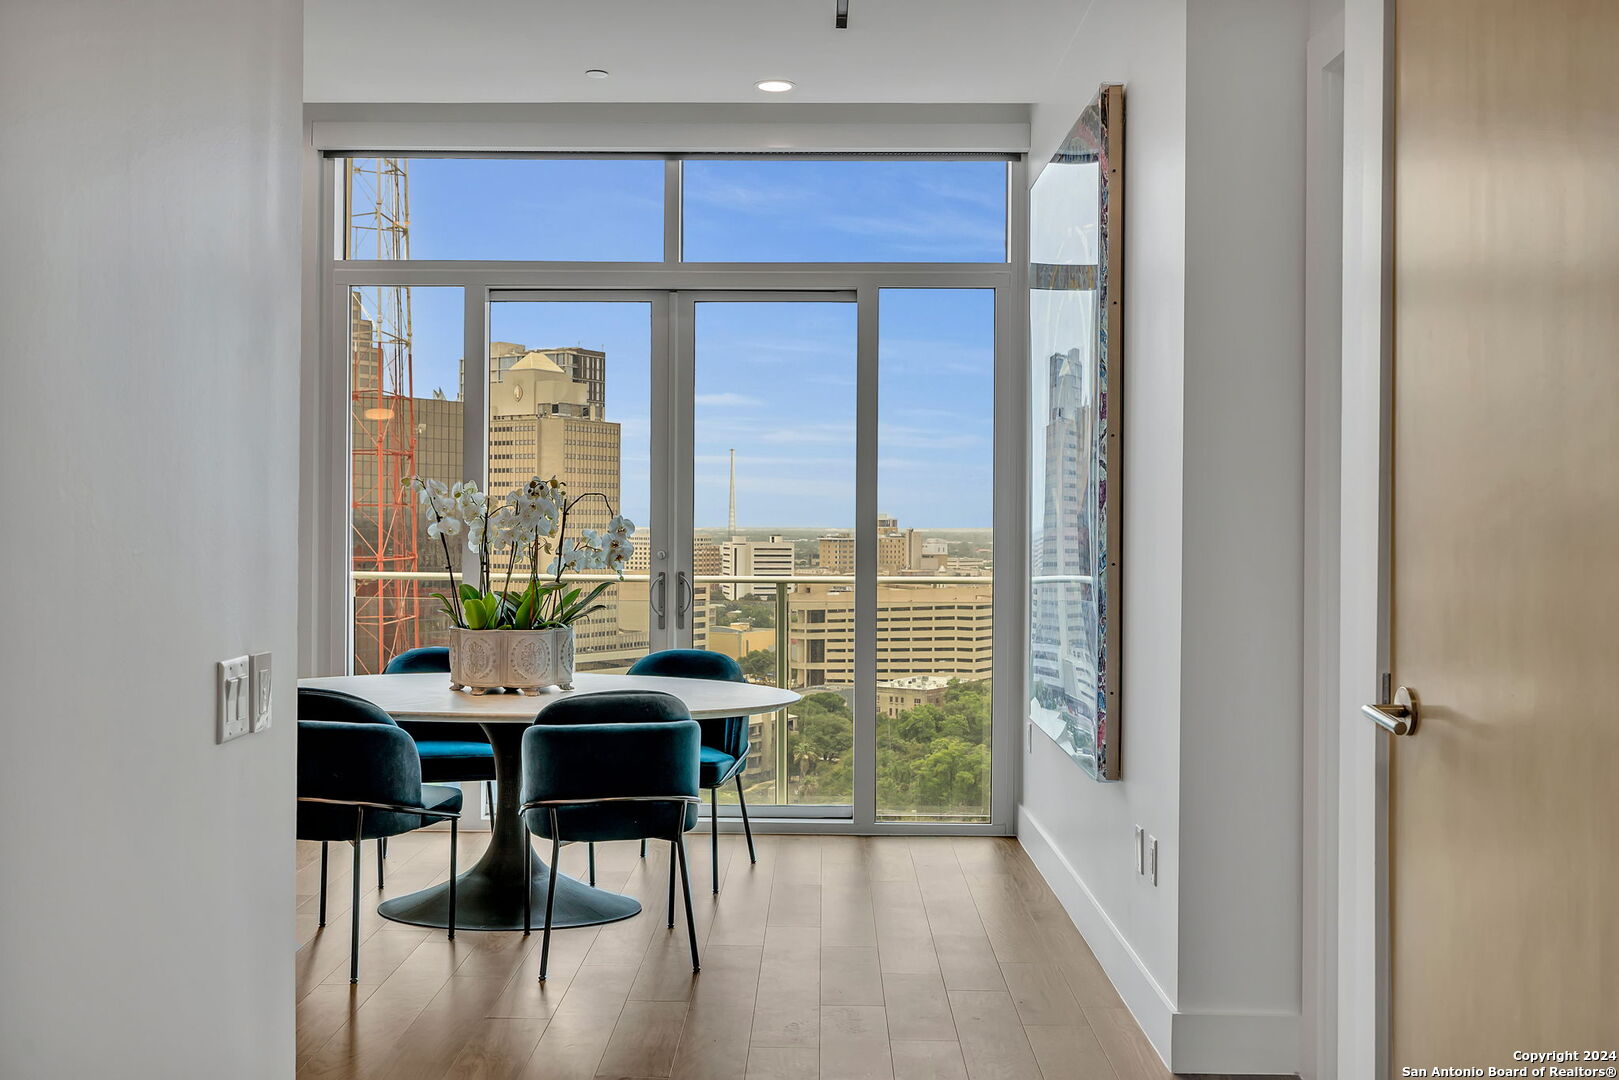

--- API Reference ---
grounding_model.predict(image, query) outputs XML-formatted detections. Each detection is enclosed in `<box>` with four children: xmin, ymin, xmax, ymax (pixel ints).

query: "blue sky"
<box><xmin>373</xmin><ymin>159</ymin><xmax>1001</xmax><ymax>529</ymax></box>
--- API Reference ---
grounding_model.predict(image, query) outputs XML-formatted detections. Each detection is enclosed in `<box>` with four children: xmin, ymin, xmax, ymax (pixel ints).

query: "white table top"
<box><xmin>297</xmin><ymin>671</ymin><xmax>801</xmax><ymax>722</ymax></box>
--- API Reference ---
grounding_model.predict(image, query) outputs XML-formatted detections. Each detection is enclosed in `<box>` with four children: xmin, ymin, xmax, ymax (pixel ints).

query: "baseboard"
<box><xmin>1016</xmin><ymin>805</ymin><xmax>1179</xmax><ymax>1058</ymax></box>
<box><xmin>1171</xmin><ymin>1010</ymin><xmax>1301</xmax><ymax>1076</ymax></box>
<box><xmin>1017</xmin><ymin>805</ymin><xmax>1300</xmax><ymax>1077</ymax></box>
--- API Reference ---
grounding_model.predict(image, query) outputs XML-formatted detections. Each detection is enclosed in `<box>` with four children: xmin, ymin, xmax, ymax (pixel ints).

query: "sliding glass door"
<box><xmin>482</xmin><ymin>295</ymin><xmax>670</xmax><ymax>668</ymax></box>
<box><xmin>685</xmin><ymin>296</ymin><xmax>859</xmax><ymax>816</ymax></box>
<box><xmin>343</xmin><ymin>282</ymin><xmax>1002</xmax><ymax>828</ymax></box>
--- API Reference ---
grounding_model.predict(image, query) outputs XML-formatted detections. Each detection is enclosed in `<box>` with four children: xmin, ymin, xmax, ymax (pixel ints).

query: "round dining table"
<box><xmin>297</xmin><ymin>670</ymin><xmax>801</xmax><ymax>932</ymax></box>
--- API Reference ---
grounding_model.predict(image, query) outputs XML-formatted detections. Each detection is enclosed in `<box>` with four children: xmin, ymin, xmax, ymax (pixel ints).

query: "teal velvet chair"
<box><xmin>384</xmin><ymin>647</ymin><xmax>497</xmax><ymax>818</ymax></box>
<box><xmin>297</xmin><ymin>687</ymin><xmax>462</xmax><ymax>982</ymax></box>
<box><xmin>520</xmin><ymin>691</ymin><xmax>703</xmax><ymax>979</ymax></box>
<box><xmin>628</xmin><ymin>650</ymin><xmax>757</xmax><ymax>892</ymax></box>
<box><xmin>526</xmin><ymin>685</ymin><xmax>696</xmax><ymax>888</ymax></box>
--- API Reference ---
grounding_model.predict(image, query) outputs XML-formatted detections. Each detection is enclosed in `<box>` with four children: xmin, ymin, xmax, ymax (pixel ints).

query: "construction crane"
<box><xmin>345</xmin><ymin>158</ymin><xmax>421</xmax><ymax>673</ymax></box>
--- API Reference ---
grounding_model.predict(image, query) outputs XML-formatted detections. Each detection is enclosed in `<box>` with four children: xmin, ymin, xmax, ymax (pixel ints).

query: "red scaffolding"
<box><xmin>346</xmin><ymin>158</ymin><xmax>421</xmax><ymax>673</ymax></box>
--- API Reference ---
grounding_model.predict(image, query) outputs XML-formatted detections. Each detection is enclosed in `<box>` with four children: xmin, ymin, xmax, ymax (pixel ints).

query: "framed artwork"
<box><xmin>1027</xmin><ymin>84</ymin><xmax>1124</xmax><ymax>781</ymax></box>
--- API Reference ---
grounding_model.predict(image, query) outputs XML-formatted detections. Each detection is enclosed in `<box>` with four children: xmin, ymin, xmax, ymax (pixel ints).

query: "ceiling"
<box><xmin>305</xmin><ymin>0</ymin><xmax>1087</xmax><ymax>104</ymax></box>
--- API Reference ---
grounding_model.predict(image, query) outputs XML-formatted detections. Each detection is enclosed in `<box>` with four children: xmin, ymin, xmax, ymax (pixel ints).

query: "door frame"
<box><xmin>1302</xmin><ymin>14</ymin><xmax>1346</xmax><ymax>1080</ymax></box>
<box><xmin>1334</xmin><ymin>0</ymin><xmax>1395</xmax><ymax>1076</ymax></box>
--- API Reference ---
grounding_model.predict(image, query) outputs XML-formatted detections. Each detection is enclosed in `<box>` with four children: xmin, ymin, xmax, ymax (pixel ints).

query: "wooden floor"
<box><xmin>294</xmin><ymin>832</ymin><xmax>1177</xmax><ymax>1080</ymax></box>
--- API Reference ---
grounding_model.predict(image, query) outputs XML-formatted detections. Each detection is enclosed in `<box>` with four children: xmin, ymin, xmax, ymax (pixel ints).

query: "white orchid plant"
<box><xmin>403</xmin><ymin>474</ymin><xmax>635</xmax><ymax>632</ymax></box>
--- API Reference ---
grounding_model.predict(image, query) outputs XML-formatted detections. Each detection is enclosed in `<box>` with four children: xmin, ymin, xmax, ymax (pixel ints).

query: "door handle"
<box><xmin>651</xmin><ymin>571</ymin><xmax>667</xmax><ymax>630</ymax></box>
<box><xmin>676</xmin><ymin>571</ymin><xmax>693</xmax><ymax>630</ymax></box>
<box><xmin>1360</xmin><ymin>685</ymin><xmax>1420</xmax><ymax>736</ymax></box>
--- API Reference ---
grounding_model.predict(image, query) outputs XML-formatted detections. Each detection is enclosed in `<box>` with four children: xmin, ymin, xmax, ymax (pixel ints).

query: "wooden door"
<box><xmin>1390</xmin><ymin>0</ymin><xmax>1619</xmax><ymax>1068</ymax></box>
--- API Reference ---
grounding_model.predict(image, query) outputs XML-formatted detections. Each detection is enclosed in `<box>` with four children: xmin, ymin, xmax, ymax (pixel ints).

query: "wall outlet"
<box><xmin>249</xmin><ymin>652</ymin><xmax>272</xmax><ymax>732</ymax></box>
<box><xmin>218</xmin><ymin>656</ymin><xmax>251</xmax><ymax>743</ymax></box>
<box><xmin>1134</xmin><ymin>826</ymin><xmax>1145</xmax><ymax>874</ymax></box>
<box><xmin>1148</xmin><ymin>836</ymin><xmax>1159</xmax><ymax>885</ymax></box>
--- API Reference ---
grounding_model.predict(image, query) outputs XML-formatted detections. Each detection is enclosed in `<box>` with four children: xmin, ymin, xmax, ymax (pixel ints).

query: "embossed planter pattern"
<box><xmin>448</xmin><ymin>625</ymin><xmax>575</xmax><ymax>694</ymax></box>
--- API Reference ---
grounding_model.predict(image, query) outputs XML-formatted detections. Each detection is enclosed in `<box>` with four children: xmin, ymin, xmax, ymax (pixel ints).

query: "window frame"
<box><xmin>312</xmin><ymin>152</ymin><xmax>1030</xmax><ymax>836</ymax></box>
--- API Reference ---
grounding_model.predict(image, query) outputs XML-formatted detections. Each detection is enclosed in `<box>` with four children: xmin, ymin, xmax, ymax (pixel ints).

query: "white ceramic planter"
<box><xmin>448</xmin><ymin>625</ymin><xmax>576</xmax><ymax>694</ymax></box>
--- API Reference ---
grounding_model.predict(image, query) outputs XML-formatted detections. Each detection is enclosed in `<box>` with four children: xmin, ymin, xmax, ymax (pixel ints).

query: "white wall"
<box><xmin>1021</xmin><ymin>0</ymin><xmax>1189</xmax><ymax>1051</ymax></box>
<box><xmin>1019</xmin><ymin>0</ymin><xmax>1310</xmax><ymax>1073</ymax></box>
<box><xmin>0</xmin><ymin>2</ymin><xmax>302</xmax><ymax>1076</ymax></box>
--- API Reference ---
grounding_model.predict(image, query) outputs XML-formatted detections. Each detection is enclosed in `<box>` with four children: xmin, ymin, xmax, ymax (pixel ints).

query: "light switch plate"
<box><xmin>249</xmin><ymin>652</ymin><xmax>272</xmax><ymax>732</ymax></box>
<box><xmin>1148</xmin><ymin>836</ymin><xmax>1159</xmax><ymax>885</ymax></box>
<box><xmin>218</xmin><ymin>656</ymin><xmax>251</xmax><ymax>743</ymax></box>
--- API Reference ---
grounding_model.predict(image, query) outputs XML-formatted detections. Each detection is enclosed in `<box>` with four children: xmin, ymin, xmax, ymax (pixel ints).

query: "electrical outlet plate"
<box><xmin>1134</xmin><ymin>826</ymin><xmax>1145</xmax><ymax>875</ymax></box>
<box><xmin>1148</xmin><ymin>836</ymin><xmax>1159</xmax><ymax>885</ymax></box>
<box><xmin>249</xmin><ymin>652</ymin><xmax>272</xmax><ymax>732</ymax></box>
<box><xmin>218</xmin><ymin>656</ymin><xmax>251</xmax><ymax>743</ymax></box>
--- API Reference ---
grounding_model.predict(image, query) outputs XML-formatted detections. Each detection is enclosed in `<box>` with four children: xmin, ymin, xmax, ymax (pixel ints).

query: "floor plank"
<box><xmin>594</xmin><ymin>999</ymin><xmax>689</xmax><ymax>1079</ymax></box>
<box><xmin>998</xmin><ymin>964</ymin><xmax>1079</xmax><ymax>1028</ymax></box>
<box><xmin>881</xmin><ymin>973</ymin><xmax>956</xmax><ymax>1043</ymax></box>
<box><xmin>820</xmin><ymin>946</ymin><xmax>884</xmax><ymax>1006</ymax></box>
<box><xmin>1022</xmin><ymin>1022</ymin><xmax>1119</xmax><ymax>1080</ymax></box>
<box><xmin>749</xmin><ymin>926</ymin><xmax>820</xmax><ymax>1049</ymax></box>
<box><xmin>292</xmin><ymin>837</ymin><xmax>1169</xmax><ymax>1080</ymax></box>
<box><xmin>890</xmin><ymin>1041</ymin><xmax>969</xmax><ymax>1080</ymax></box>
<box><xmin>947</xmin><ymin>991</ymin><xmax>1043</xmax><ymax>1080</ymax></box>
<box><xmin>745</xmin><ymin>1047</ymin><xmax>819</xmax><ymax>1080</ymax></box>
<box><xmin>1082</xmin><ymin>1009</ymin><xmax>1173</xmax><ymax>1080</ymax></box>
<box><xmin>820</xmin><ymin>1006</ymin><xmax>894</xmax><ymax>1080</ymax></box>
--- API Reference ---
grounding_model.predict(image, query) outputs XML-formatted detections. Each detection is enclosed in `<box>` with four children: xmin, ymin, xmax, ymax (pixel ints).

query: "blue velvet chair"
<box><xmin>297</xmin><ymin>687</ymin><xmax>462</xmax><ymax>982</ymax></box>
<box><xmin>520</xmin><ymin>691</ymin><xmax>702</xmax><ymax>980</ymax></box>
<box><xmin>526</xmin><ymin>688</ymin><xmax>688</xmax><ymax>888</ymax></box>
<box><xmin>384</xmin><ymin>646</ymin><xmax>496</xmax><ymax>832</ymax></box>
<box><xmin>628</xmin><ymin>650</ymin><xmax>757</xmax><ymax>892</ymax></box>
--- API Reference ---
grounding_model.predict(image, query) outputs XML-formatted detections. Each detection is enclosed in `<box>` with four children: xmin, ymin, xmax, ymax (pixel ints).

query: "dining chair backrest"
<box><xmin>521</xmin><ymin>692</ymin><xmax>700</xmax><ymax>844</ymax></box>
<box><xmin>384</xmin><ymin>646</ymin><xmax>450</xmax><ymax>674</ymax></box>
<box><xmin>382</xmin><ymin>647</ymin><xmax>489</xmax><ymax>745</ymax></box>
<box><xmin>627</xmin><ymin>650</ymin><xmax>749</xmax><ymax>761</ymax></box>
<box><xmin>297</xmin><ymin>688</ymin><xmax>427</xmax><ymax>841</ymax></box>
<box><xmin>529</xmin><ymin>688</ymin><xmax>692</xmax><ymax>727</ymax></box>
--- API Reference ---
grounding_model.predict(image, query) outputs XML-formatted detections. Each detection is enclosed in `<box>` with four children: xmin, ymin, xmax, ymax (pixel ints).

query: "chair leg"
<box><xmin>377</xmin><ymin>838</ymin><xmax>385</xmax><ymax>890</ymax></box>
<box><xmin>588</xmin><ymin>842</ymin><xmax>597</xmax><ymax>886</ymax></box>
<box><xmin>710</xmin><ymin>786</ymin><xmax>720</xmax><ymax>894</ymax></box>
<box><xmin>447</xmin><ymin>817</ymin><xmax>458</xmax><ymax>941</ymax></box>
<box><xmin>675</xmin><ymin>834</ymin><xmax>700</xmax><ymax>973</ymax></box>
<box><xmin>523</xmin><ymin>835</ymin><xmax>532</xmax><ymax>936</ymax></box>
<box><xmin>486</xmin><ymin>781</ymin><xmax>495</xmax><ymax>819</ymax></box>
<box><xmin>667</xmin><ymin>843</ymin><xmax>677</xmax><ymax>928</ymax></box>
<box><xmin>318</xmin><ymin>841</ymin><xmax>328</xmax><ymax>928</ymax></box>
<box><xmin>640</xmin><ymin>838</ymin><xmax>647</xmax><ymax>858</ymax></box>
<box><xmin>539</xmin><ymin>810</ymin><xmax>561</xmax><ymax>981</ymax></box>
<box><xmin>349</xmin><ymin>808</ymin><xmax>364</xmax><ymax>984</ymax></box>
<box><xmin>735</xmin><ymin>775</ymin><xmax>757</xmax><ymax>865</ymax></box>
<box><xmin>381</xmin><ymin>836</ymin><xmax>387</xmax><ymax>859</ymax></box>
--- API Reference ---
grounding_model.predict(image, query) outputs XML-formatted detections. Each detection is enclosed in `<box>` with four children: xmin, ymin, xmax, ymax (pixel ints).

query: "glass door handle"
<box><xmin>676</xmin><ymin>571</ymin><xmax>693</xmax><ymax>630</ymax></box>
<box><xmin>651</xmin><ymin>571</ymin><xmax>667</xmax><ymax>630</ymax></box>
<box><xmin>1360</xmin><ymin>686</ymin><xmax>1420</xmax><ymax>736</ymax></box>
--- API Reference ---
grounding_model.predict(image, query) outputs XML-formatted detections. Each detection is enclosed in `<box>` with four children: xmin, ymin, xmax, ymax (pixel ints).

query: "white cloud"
<box><xmin>694</xmin><ymin>392</ymin><xmax>764</xmax><ymax>408</ymax></box>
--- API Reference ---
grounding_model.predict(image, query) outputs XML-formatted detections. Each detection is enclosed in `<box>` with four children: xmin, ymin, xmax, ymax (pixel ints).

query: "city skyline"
<box><xmin>375</xmin><ymin>157</ymin><xmax>1002</xmax><ymax>529</ymax></box>
<box><xmin>345</xmin><ymin>154</ymin><xmax>999</xmax><ymax>817</ymax></box>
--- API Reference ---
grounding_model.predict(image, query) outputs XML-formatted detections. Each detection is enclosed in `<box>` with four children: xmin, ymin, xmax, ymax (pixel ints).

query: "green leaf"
<box><xmin>464</xmin><ymin>595</ymin><xmax>492</xmax><ymax>630</ymax></box>
<box><xmin>458</xmin><ymin>582</ymin><xmax>481</xmax><ymax>602</ymax></box>
<box><xmin>554</xmin><ymin>581</ymin><xmax>613</xmax><ymax>624</ymax></box>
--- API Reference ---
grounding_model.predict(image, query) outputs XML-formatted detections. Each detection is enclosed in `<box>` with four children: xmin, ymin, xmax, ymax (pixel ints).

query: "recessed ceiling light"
<box><xmin>585</xmin><ymin>69</ymin><xmax>610</xmax><ymax>79</ymax></box>
<box><xmin>755</xmin><ymin>79</ymin><xmax>796</xmax><ymax>93</ymax></box>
